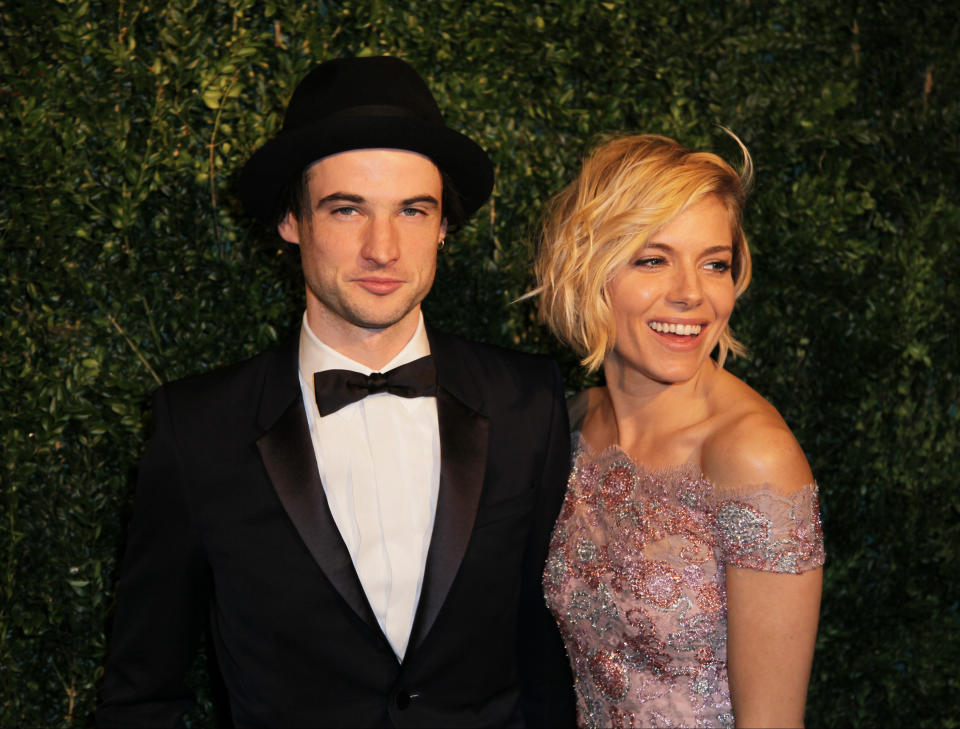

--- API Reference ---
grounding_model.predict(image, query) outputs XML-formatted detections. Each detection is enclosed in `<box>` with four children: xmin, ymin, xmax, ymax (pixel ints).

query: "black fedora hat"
<box><xmin>238</xmin><ymin>56</ymin><xmax>494</xmax><ymax>225</ymax></box>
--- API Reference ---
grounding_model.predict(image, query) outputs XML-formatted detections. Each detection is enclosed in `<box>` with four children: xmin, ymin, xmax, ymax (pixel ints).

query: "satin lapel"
<box><xmin>255</xmin><ymin>346</ymin><xmax>380</xmax><ymax>636</ymax></box>
<box><xmin>408</xmin><ymin>340</ymin><xmax>490</xmax><ymax>653</ymax></box>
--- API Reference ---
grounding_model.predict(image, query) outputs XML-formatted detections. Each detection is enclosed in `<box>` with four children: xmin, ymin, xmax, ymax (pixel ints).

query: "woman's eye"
<box><xmin>705</xmin><ymin>261</ymin><xmax>732</xmax><ymax>272</ymax></box>
<box><xmin>633</xmin><ymin>257</ymin><xmax>665</xmax><ymax>267</ymax></box>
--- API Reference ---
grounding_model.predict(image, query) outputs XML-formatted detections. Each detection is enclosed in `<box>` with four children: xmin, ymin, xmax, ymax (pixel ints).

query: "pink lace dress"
<box><xmin>544</xmin><ymin>435</ymin><xmax>825</xmax><ymax>728</ymax></box>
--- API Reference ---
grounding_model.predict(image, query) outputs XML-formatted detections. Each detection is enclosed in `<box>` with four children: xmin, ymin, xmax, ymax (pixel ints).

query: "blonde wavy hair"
<box><xmin>534</xmin><ymin>132</ymin><xmax>753</xmax><ymax>372</ymax></box>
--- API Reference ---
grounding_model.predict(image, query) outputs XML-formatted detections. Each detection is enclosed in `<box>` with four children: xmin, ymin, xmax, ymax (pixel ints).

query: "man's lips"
<box><xmin>355</xmin><ymin>277</ymin><xmax>404</xmax><ymax>295</ymax></box>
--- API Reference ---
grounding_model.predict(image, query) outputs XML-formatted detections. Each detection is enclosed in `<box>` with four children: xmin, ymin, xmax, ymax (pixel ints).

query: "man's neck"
<box><xmin>304</xmin><ymin>304</ymin><xmax>423</xmax><ymax>370</ymax></box>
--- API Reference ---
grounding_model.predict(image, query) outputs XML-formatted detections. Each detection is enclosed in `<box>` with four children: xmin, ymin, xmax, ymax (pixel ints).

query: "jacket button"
<box><xmin>396</xmin><ymin>689</ymin><xmax>411</xmax><ymax>710</ymax></box>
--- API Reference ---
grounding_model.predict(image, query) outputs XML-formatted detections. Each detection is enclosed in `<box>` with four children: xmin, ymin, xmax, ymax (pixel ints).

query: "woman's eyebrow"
<box><xmin>643</xmin><ymin>241</ymin><xmax>733</xmax><ymax>255</ymax></box>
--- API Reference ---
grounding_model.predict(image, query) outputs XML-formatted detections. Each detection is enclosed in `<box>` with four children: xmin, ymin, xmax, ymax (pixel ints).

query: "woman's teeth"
<box><xmin>648</xmin><ymin>321</ymin><xmax>702</xmax><ymax>336</ymax></box>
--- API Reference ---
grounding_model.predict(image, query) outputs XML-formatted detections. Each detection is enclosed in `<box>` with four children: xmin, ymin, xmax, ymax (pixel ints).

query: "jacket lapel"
<box><xmin>407</xmin><ymin>327</ymin><xmax>489</xmax><ymax>653</ymax></box>
<box><xmin>253</xmin><ymin>326</ymin><xmax>492</xmax><ymax>655</ymax></box>
<box><xmin>254</xmin><ymin>334</ymin><xmax>381</xmax><ymax>637</ymax></box>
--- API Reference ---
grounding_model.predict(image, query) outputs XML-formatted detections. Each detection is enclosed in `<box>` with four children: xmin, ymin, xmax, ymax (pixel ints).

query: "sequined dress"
<box><xmin>544</xmin><ymin>435</ymin><xmax>825</xmax><ymax>728</ymax></box>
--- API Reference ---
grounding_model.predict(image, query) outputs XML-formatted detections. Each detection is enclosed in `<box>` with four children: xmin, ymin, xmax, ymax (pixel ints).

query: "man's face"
<box><xmin>279</xmin><ymin>149</ymin><xmax>446</xmax><ymax>348</ymax></box>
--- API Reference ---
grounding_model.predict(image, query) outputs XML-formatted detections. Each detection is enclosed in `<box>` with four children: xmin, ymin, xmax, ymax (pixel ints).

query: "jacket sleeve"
<box><xmin>97</xmin><ymin>387</ymin><xmax>209</xmax><ymax>728</ymax></box>
<box><xmin>517</xmin><ymin>360</ymin><xmax>577</xmax><ymax>727</ymax></box>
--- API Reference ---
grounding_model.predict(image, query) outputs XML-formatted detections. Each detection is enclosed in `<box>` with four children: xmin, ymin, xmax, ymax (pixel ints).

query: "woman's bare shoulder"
<box><xmin>565</xmin><ymin>389</ymin><xmax>591</xmax><ymax>431</ymax></box>
<box><xmin>703</xmin><ymin>372</ymin><xmax>813</xmax><ymax>493</ymax></box>
<box><xmin>570</xmin><ymin>387</ymin><xmax>620</xmax><ymax>447</ymax></box>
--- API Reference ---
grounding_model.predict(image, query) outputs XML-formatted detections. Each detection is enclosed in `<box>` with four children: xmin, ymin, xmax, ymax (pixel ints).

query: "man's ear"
<box><xmin>439</xmin><ymin>217</ymin><xmax>448</xmax><ymax>244</ymax></box>
<box><xmin>277</xmin><ymin>211</ymin><xmax>301</xmax><ymax>245</ymax></box>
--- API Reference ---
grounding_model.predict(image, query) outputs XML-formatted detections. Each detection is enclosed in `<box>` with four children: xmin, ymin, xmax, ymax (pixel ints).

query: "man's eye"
<box><xmin>400</xmin><ymin>207</ymin><xmax>426</xmax><ymax>217</ymax></box>
<box><xmin>331</xmin><ymin>206</ymin><xmax>358</xmax><ymax>216</ymax></box>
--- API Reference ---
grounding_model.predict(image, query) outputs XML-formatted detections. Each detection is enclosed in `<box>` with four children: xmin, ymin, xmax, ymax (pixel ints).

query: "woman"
<box><xmin>535</xmin><ymin>134</ymin><xmax>824</xmax><ymax>728</ymax></box>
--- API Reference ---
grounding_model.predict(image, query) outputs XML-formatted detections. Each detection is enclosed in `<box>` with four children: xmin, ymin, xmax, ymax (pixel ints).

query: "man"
<box><xmin>97</xmin><ymin>56</ymin><xmax>576</xmax><ymax>727</ymax></box>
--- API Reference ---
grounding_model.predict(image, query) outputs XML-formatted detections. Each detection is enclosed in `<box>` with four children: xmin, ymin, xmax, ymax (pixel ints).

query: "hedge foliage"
<box><xmin>2</xmin><ymin>0</ymin><xmax>958</xmax><ymax>726</ymax></box>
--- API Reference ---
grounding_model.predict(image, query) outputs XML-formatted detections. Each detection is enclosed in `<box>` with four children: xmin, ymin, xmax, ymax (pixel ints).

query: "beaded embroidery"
<box><xmin>544</xmin><ymin>435</ymin><xmax>825</xmax><ymax>729</ymax></box>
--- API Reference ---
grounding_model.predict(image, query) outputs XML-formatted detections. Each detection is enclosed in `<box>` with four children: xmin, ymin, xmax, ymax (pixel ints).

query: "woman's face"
<box><xmin>605</xmin><ymin>195</ymin><xmax>736</xmax><ymax>386</ymax></box>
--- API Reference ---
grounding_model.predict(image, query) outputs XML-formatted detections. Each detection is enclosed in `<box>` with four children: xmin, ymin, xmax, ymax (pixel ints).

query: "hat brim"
<box><xmin>238</xmin><ymin>115</ymin><xmax>494</xmax><ymax>225</ymax></box>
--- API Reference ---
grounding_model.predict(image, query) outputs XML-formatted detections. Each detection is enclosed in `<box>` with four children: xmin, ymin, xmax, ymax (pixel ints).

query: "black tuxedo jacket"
<box><xmin>97</xmin><ymin>327</ymin><xmax>576</xmax><ymax>728</ymax></box>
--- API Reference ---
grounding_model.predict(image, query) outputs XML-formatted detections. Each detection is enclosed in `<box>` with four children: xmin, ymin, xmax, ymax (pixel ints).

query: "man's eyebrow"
<box><xmin>316</xmin><ymin>193</ymin><xmax>365</xmax><ymax>207</ymax></box>
<box><xmin>314</xmin><ymin>193</ymin><xmax>440</xmax><ymax>207</ymax></box>
<box><xmin>400</xmin><ymin>195</ymin><xmax>440</xmax><ymax>207</ymax></box>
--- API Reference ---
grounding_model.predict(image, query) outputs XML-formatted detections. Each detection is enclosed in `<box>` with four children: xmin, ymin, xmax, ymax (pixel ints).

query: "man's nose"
<box><xmin>361</xmin><ymin>216</ymin><xmax>401</xmax><ymax>265</ymax></box>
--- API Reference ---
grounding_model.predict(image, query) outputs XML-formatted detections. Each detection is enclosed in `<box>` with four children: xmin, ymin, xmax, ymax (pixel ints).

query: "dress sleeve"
<box><xmin>712</xmin><ymin>484</ymin><xmax>825</xmax><ymax>574</ymax></box>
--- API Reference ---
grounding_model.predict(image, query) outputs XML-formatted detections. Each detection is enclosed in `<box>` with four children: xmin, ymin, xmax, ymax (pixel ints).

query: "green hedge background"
<box><xmin>2</xmin><ymin>0</ymin><xmax>958</xmax><ymax>726</ymax></box>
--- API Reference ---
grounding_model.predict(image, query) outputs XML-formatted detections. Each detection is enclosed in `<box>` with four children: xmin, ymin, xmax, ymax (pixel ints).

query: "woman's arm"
<box><xmin>726</xmin><ymin>565</ymin><xmax>822</xmax><ymax>727</ymax></box>
<box><xmin>708</xmin><ymin>413</ymin><xmax>824</xmax><ymax>728</ymax></box>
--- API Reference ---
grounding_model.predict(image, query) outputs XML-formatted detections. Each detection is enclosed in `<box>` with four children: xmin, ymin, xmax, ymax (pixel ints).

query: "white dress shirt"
<box><xmin>297</xmin><ymin>311</ymin><xmax>440</xmax><ymax>659</ymax></box>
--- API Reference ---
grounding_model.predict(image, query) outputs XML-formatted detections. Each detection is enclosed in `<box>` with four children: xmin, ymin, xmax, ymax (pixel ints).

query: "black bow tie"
<box><xmin>313</xmin><ymin>355</ymin><xmax>437</xmax><ymax>417</ymax></box>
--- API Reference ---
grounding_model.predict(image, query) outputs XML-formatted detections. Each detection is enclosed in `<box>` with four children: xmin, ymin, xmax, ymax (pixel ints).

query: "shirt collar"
<box><xmin>299</xmin><ymin>310</ymin><xmax>432</xmax><ymax>379</ymax></box>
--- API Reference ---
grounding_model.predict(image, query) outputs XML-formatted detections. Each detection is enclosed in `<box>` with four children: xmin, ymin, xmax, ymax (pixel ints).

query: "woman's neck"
<box><xmin>588</xmin><ymin>356</ymin><xmax>722</xmax><ymax>464</ymax></box>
